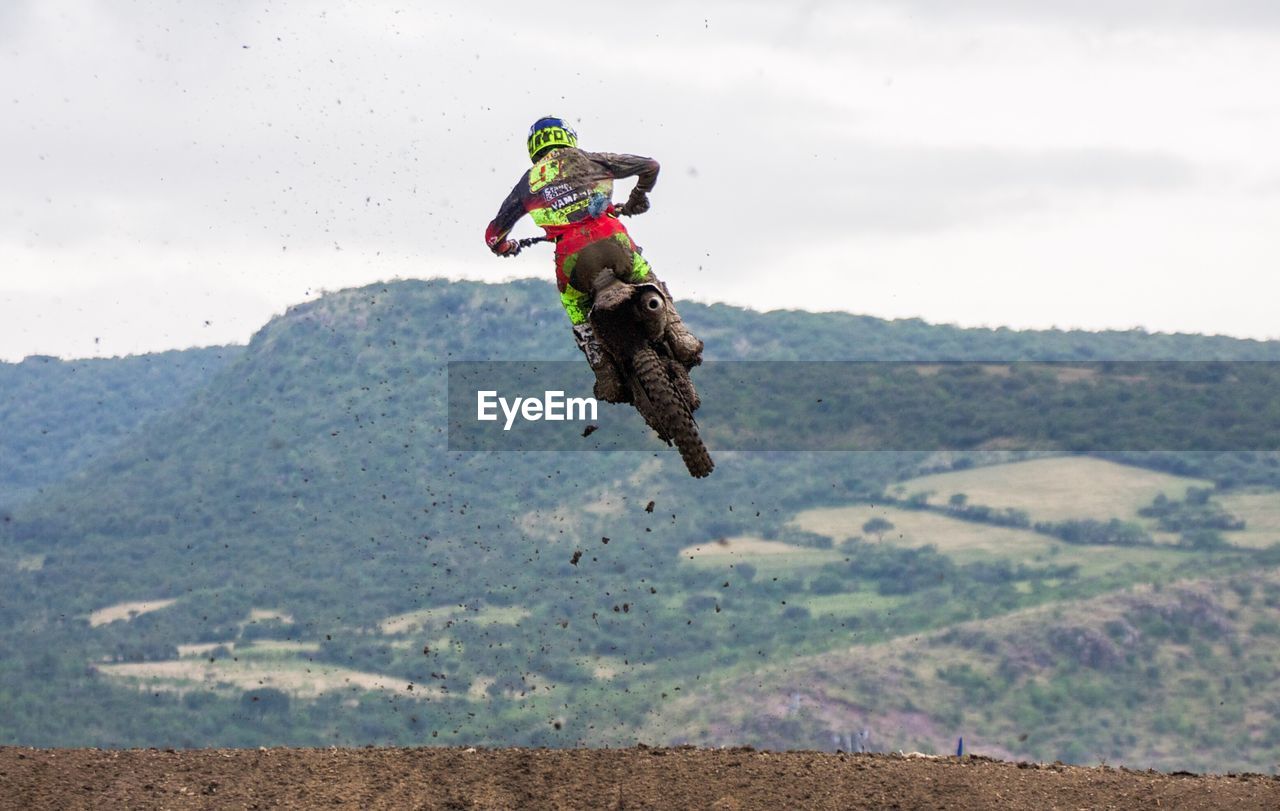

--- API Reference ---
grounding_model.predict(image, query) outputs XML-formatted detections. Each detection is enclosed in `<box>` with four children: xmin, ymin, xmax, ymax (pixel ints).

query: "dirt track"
<box><xmin>3</xmin><ymin>746</ymin><xmax>1278</xmax><ymax>810</ymax></box>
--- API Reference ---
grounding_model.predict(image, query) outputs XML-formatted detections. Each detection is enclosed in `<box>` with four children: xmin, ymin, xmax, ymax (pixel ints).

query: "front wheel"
<box><xmin>630</xmin><ymin>347</ymin><xmax>714</xmax><ymax>478</ymax></box>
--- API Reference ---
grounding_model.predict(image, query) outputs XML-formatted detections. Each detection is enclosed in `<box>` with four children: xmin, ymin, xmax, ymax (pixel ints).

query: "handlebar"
<box><xmin>507</xmin><ymin>235</ymin><xmax>551</xmax><ymax>256</ymax></box>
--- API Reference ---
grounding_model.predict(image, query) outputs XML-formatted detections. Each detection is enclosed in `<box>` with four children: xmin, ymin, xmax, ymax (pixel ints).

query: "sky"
<box><xmin>2</xmin><ymin>0</ymin><xmax>1279</xmax><ymax>361</ymax></box>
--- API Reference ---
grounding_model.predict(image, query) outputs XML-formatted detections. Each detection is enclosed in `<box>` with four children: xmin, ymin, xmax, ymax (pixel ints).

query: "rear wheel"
<box><xmin>631</xmin><ymin>347</ymin><xmax>714</xmax><ymax>478</ymax></box>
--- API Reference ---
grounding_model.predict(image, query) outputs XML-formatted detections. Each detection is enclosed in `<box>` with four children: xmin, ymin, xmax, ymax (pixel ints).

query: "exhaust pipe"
<box><xmin>638</xmin><ymin>290</ymin><xmax>666</xmax><ymax>317</ymax></box>
<box><xmin>635</xmin><ymin>289</ymin><xmax>668</xmax><ymax>338</ymax></box>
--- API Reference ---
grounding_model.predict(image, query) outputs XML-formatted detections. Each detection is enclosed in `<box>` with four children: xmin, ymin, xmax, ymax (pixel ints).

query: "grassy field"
<box><xmin>1218</xmin><ymin>491</ymin><xmax>1280</xmax><ymax>549</ymax></box>
<box><xmin>879</xmin><ymin>456</ymin><xmax>1280</xmax><ymax>553</ymax></box>
<box><xmin>98</xmin><ymin>657</ymin><xmax>441</xmax><ymax>699</ymax></box>
<box><xmin>177</xmin><ymin>642</ymin><xmax>233</xmax><ymax>658</ymax></box>
<box><xmin>677</xmin><ymin>536</ymin><xmax>845</xmax><ymax>575</ymax></box>
<box><xmin>791</xmin><ymin>501</ymin><xmax>1221</xmax><ymax>581</ymax></box>
<box><xmin>792</xmin><ymin>505</ymin><xmax>1058</xmax><ymax>564</ymax></box>
<box><xmin>888</xmin><ymin>457</ymin><xmax>1210</xmax><ymax>524</ymax></box>
<box><xmin>379</xmin><ymin>604</ymin><xmax>530</xmax><ymax>635</ymax></box>
<box><xmin>246</xmin><ymin>608</ymin><xmax>294</xmax><ymax>624</ymax></box>
<box><xmin>235</xmin><ymin>640</ymin><xmax>322</xmax><ymax>658</ymax></box>
<box><xmin>175</xmin><ymin>640</ymin><xmax>319</xmax><ymax>659</ymax></box>
<box><xmin>87</xmin><ymin>599</ymin><xmax>177</xmax><ymax>628</ymax></box>
<box><xmin>799</xmin><ymin>590</ymin><xmax>906</xmax><ymax>618</ymax></box>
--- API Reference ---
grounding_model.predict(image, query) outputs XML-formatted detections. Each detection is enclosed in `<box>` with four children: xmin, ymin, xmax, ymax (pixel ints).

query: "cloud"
<box><xmin>1</xmin><ymin>1</ymin><xmax>1278</xmax><ymax>357</ymax></box>
<box><xmin>0</xmin><ymin>278</ymin><xmax>276</xmax><ymax>362</ymax></box>
<box><xmin>883</xmin><ymin>0</ymin><xmax>1280</xmax><ymax>29</ymax></box>
<box><xmin>745</xmin><ymin>143</ymin><xmax>1195</xmax><ymax>235</ymax></box>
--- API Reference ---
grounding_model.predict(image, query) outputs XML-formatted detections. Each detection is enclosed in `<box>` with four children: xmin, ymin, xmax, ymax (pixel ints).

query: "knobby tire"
<box><xmin>630</xmin><ymin>346</ymin><xmax>714</xmax><ymax>478</ymax></box>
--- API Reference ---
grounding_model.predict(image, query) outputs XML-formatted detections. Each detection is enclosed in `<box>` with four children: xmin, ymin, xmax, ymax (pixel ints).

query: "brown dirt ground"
<box><xmin>2</xmin><ymin>746</ymin><xmax>1278</xmax><ymax>810</ymax></box>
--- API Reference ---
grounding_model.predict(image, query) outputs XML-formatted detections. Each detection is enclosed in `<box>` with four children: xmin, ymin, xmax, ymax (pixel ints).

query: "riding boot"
<box><xmin>653</xmin><ymin>279</ymin><xmax>704</xmax><ymax>366</ymax></box>
<box><xmin>572</xmin><ymin>324</ymin><xmax>629</xmax><ymax>403</ymax></box>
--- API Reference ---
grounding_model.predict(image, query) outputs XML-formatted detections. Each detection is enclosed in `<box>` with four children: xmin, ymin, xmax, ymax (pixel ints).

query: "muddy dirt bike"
<box><xmin>508</xmin><ymin>227</ymin><xmax>714</xmax><ymax>478</ymax></box>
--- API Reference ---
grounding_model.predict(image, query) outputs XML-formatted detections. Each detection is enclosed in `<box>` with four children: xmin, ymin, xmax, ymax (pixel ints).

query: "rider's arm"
<box><xmin>587</xmin><ymin>152</ymin><xmax>660</xmax><ymax>194</ymax></box>
<box><xmin>484</xmin><ymin>176</ymin><xmax>530</xmax><ymax>254</ymax></box>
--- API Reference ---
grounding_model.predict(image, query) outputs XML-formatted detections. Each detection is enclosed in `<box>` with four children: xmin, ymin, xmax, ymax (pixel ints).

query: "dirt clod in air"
<box><xmin>582</xmin><ymin>424</ymin><xmax>598</xmax><ymax>437</ymax></box>
<box><xmin>570</xmin><ymin>550</ymin><xmax>582</xmax><ymax>566</ymax></box>
<box><xmin>645</xmin><ymin>501</ymin><xmax>655</xmax><ymax>513</ymax></box>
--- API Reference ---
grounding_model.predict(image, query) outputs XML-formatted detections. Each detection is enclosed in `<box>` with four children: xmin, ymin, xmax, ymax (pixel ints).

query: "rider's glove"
<box><xmin>619</xmin><ymin>191</ymin><xmax>650</xmax><ymax>217</ymax></box>
<box><xmin>494</xmin><ymin>239</ymin><xmax>519</xmax><ymax>257</ymax></box>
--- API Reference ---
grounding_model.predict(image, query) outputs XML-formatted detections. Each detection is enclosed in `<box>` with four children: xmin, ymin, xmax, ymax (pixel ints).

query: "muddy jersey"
<box><xmin>484</xmin><ymin>147</ymin><xmax>659</xmax><ymax>254</ymax></box>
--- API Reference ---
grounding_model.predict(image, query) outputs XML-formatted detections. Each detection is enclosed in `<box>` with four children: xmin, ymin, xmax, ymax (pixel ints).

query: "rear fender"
<box><xmin>589</xmin><ymin>277</ymin><xmax>668</xmax><ymax>355</ymax></box>
<box><xmin>591</xmin><ymin>277</ymin><xmax>634</xmax><ymax>313</ymax></box>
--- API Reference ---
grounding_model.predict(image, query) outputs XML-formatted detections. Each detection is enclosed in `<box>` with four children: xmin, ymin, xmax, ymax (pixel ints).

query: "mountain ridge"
<box><xmin>2</xmin><ymin>277</ymin><xmax>1279</xmax><ymax>769</ymax></box>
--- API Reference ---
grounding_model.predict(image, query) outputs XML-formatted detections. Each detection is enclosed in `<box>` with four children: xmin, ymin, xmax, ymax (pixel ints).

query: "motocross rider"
<box><xmin>484</xmin><ymin>116</ymin><xmax>703</xmax><ymax>403</ymax></box>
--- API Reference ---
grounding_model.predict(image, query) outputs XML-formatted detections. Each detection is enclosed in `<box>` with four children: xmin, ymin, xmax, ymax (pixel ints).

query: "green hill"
<box><xmin>2</xmin><ymin>278</ymin><xmax>1279</xmax><ymax>770</ymax></box>
<box><xmin>639</xmin><ymin>569</ymin><xmax>1280</xmax><ymax>773</ymax></box>
<box><xmin>0</xmin><ymin>347</ymin><xmax>241</xmax><ymax>509</ymax></box>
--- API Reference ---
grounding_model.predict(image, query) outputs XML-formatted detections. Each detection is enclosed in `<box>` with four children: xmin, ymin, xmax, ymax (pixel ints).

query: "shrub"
<box><xmin>808</xmin><ymin>573</ymin><xmax>845</xmax><ymax>595</ymax></box>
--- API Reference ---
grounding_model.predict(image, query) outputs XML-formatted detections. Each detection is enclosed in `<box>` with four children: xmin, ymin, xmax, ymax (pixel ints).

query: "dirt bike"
<box><xmin>508</xmin><ymin>225</ymin><xmax>714</xmax><ymax>478</ymax></box>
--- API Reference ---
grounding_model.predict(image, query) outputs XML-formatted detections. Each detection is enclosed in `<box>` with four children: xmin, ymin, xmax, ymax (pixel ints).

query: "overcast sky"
<box><xmin>3</xmin><ymin>1</ymin><xmax>1279</xmax><ymax>361</ymax></box>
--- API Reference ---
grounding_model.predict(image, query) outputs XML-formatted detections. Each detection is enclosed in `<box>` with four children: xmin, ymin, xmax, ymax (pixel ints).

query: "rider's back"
<box><xmin>488</xmin><ymin>148</ymin><xmax>659</xmax><ymax>240</ymax></box>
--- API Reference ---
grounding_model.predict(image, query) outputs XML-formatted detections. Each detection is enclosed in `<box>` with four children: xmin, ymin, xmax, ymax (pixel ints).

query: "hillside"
<box><xmin>0</xmin><ymin>348</ymin><xmax>241</xmax><ymax>509</ymax></box>
<box><xmin>640</xmin><ymin>570</ymin><xmax>1280</xmax><ymax>773</ymax></box>
<box><xmin>2</xmin><ymin>278</ymin><xmax>1280</xmax><ymax>773</ymax></box>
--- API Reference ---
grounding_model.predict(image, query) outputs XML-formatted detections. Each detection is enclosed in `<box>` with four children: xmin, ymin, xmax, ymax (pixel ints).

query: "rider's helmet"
<box><xmin>527</xmin><ymin>116</ymin><xmax>578</xmax><ymax>163</ymax></box>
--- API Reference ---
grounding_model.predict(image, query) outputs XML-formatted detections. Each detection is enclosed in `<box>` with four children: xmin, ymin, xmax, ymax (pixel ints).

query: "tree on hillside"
<box><xmin>240</xmin><ymin>688</ymin><xmax>290</xmax><ymax>717</ymax></box>
<box><xmin>862</xmin><ymin>517</ymin><xmax>894</xmax><ymax>543</ymax></box>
